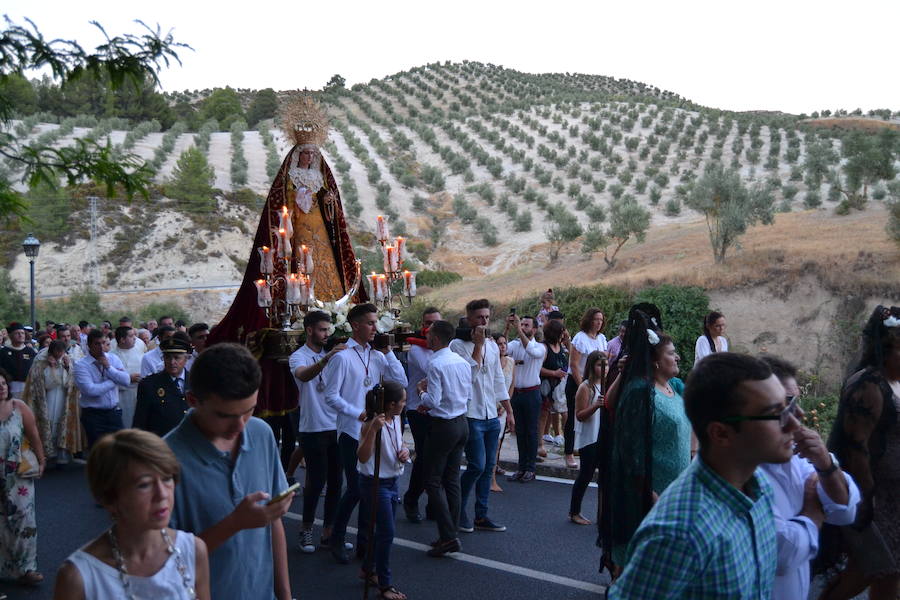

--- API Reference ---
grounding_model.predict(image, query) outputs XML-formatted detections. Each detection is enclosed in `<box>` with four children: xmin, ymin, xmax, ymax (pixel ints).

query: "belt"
<box><xmin>514</xmin><ymin>385</ymin><xmax>540</xmax><ymax>393</ymax></box>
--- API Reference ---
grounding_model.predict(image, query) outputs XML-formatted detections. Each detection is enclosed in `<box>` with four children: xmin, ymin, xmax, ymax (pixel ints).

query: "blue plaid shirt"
<box><xmin>609</xmin><ymin>457</ymin><xmax>777</xmax><ymax>599</ymax></box>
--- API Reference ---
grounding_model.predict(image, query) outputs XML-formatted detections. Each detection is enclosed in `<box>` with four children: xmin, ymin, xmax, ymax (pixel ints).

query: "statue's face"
<box><xmin>299</xmin><ymin>149</ymin><xmax>316</xmax><ymax>169</ymax></box>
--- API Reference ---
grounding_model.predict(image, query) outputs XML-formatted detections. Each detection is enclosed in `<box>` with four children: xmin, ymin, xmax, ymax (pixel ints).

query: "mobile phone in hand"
<box><xmin>267</xmin><ymin>482</ymin><xmax>300</xmax><ymax>505</ymax></box>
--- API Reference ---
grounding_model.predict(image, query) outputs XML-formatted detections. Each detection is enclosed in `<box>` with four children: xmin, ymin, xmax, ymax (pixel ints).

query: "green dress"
<box><xmin>0</xmin><ymin>404</ymin><xmax>38</xmax><ymax>579</ymax></box>
<box><xmin>611</xmin><ymin>377</ymin><xmax>691</xmax><ymax>565</ymax></box>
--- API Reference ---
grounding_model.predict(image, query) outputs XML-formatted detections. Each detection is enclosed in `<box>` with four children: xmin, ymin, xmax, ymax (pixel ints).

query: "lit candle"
<box><xmin>258</xmin><ymin>246</ymin><xmax>274</xmax><ymax>274</ymax></box>
<box><xmin>376</xmin><ymin>215</ymin><xmax>389</xmax><ymax>241</ymax></box>
<box><xmin>385</xmin><ymin>246</ymin><xmax>397</xmax><ymax>273</ymax></box>
<box><xmin>368</xmin><ymin>272</ymin><xmax>378</xmax><ymax>300</ymax></box>
<box><xmin>279</xmin><ymin>205</ymin><xmax>293</xmax><ymax>238</ymax></box>
<box><xmin>301</xmin><ymin>245</ymin><xmax>314</xmax><ymax>274</ymax></box>
<box><xmin>286</xmin><ymin>273</ymin><xmax>302</xmax><ymax>304</ymax></box>
<box><xmin>395</xmin><ymin>236</ymin><xmax>406</xmax><ymax>263</ymax></box>
<box><xmin>277</xmin><ymin>228</ymin><xmax>292</xmax><ymax>259</ymax></box>
<box><xmin>377</xmin><ymin>274</ymin><xmax>388</xmax><ymax>301</ymax></box>
<box><xmin>255</xmin><ymin>279</ymin><xmax>272</xmax><ymax>307</ymax></box>
<box><xmin>299</xmin><ymin>274</ymin><xmax>310</xmax><ymax>305</ymax></box>
<box><xmin>403</xmin><ymin>270</ymin><xmax>417</xmax><ymax>297</ymax></box>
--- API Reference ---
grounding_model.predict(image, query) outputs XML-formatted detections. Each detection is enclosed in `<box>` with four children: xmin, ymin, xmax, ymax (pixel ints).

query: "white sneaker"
<box><xmin>299</xmin><ymin>529</ymin><xmax>315</xmax><ymax>553</ymax></box>
<box><xmin>542</xmin><ymin>434</ymin><xmax>555</xmax><ymax>444</ymax></box>
<box><xmin>554</xmin><ymin>435</ymin><xmax>564</xmax><ymax>446</ymax></box>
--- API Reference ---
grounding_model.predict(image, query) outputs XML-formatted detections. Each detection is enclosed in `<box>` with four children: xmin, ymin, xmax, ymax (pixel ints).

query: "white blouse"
<box><xmin>694</xmin><ymin>335</ymin><xmax>729</xmax><ymax>366</ymax></box>
<box><xmin>571</xmin><ymin>331</ymin><xmax>608</xmax><ymax>376</ymax></box>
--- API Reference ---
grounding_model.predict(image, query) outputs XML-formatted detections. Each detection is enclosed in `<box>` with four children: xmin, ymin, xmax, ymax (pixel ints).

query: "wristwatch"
<box><xmin>815</xmin><ymin>452</ymin><xmax>840</xmax><ymax>477</ymax></box>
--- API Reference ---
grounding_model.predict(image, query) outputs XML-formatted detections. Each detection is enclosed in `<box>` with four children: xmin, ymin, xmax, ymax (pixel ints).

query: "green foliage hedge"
<box><xmin>488</xmin><ymin>283</ymin><xmax>709</xmax><ymax>377</ymax></box>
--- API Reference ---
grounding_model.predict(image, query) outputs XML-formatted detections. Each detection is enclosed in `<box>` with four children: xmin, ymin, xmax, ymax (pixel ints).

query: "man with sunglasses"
<box><xmin>610</xmin><ymin>353</ymin><xmax>796</xmax><ymax>599</ymax></box>
<box><xmin>758</xmin><ymin>356</ymin><xmax>859</xmax><ymax>600</ymax></box>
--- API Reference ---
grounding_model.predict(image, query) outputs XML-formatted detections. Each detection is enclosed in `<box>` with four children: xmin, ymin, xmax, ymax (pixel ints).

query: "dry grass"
<box><xmin>799</xmin><ymin>118</ymin><xmax>900</xmax><ymax>132</ymax></box>
<box><xmin>424</xmin><ymin>205</ymin><xmax>900</xmax><ymax>309</ymax></box>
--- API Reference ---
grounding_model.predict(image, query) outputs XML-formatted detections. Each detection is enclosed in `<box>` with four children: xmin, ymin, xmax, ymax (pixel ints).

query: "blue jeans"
<box><xmin>331</xmin><ymin>433</ymin><xmax>368</xmax><ymax>550</ymax></box>
<box><xmin>460</xmin><ymin>417</ymin><xmax>501</xmax><ymax>521</ymax></box>
<box><xmin>511</xmin><ymin>388</ymin><xmax>542</xmax><ymax>472</ymax></box>
<box><xmin>358</xmin><ymin>475</ymin><xmax>399</xmax><ymax>588</ymax></box>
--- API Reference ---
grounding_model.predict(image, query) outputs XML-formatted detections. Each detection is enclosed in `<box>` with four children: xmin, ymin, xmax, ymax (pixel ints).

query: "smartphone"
<box><xmin>267</xmin><ymin>482</ymin><xmax>300</xmax><ymax>505</ymax></box>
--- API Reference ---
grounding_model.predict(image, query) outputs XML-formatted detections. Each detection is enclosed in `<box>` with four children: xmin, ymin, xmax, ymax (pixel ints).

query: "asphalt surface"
<box><xmin>3</xmin><ymin>461</ymin><xmax>608</xmax><ymax>600</ymax></box>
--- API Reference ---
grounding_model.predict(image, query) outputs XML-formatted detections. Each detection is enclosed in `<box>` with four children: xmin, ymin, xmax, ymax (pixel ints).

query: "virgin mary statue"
<box><xmin>207</xmin><ymin>96</ymin><xmax>364</xmax><ymax>428</ymax></box>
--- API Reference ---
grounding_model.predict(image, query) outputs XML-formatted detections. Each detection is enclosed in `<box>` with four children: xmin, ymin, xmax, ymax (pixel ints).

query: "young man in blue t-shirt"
<box><xmin>166</xmin><ymin>343</ymin><xmax>294</xmax><ymax>600</ymax></box>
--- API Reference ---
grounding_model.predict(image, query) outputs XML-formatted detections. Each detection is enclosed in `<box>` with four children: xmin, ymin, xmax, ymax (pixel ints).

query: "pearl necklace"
<box><xmin>107</xmin><ymin>526</ymin><xmax>197</xmax><ymax>600</ymax></box>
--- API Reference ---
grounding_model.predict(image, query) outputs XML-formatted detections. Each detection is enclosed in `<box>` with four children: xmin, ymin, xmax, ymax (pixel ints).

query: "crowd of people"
<box><xmin>0</xmin><ymin>300</ymin><xmax>898</xmax><ymax>599</ymax></box>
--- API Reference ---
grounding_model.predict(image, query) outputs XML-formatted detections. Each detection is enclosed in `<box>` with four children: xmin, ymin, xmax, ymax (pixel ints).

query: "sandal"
<box><xmin>537</xmin><ymin>447</ymin><xmax>548</xmax><ymax>458</ymax></box>
<box><xmin>380</xmin><ymin>585</ymin><xmax>407</xmax><ymax>599</ymax></box>
<box><xmin>17</xmin><ymin>571</ymin><xmax>44</xmax><ymax>586</ymax></box>
<box><xmin>569</xmin><ymin>513</ymin><xmax>592</xmax><ymax>525</ymax></box>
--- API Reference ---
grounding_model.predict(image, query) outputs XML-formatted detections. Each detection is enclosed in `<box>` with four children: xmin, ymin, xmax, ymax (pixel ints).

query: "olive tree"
<box><xmin>581</xmin><ymin>194</ymin><xmax>651</xmax><ymax>269</ymax></box>
<box><xmin>686</xmin><ymin>162</ymin><xmax>775</xmax><ymax>263</ymax></box>
<box><xmin>0</xmin><ymin>18</ymin><xmax>188</xmax><ymax>221</ymax></box>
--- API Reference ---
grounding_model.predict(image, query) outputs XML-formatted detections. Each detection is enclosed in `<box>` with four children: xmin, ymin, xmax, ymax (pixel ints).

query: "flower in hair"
<box><xmin>885</xmin><ymin>316</ymin><xmax>900</xmax><ymax>328</ymax></box>
<box><xmin>647</xmin><ymin>329</ymin><xmax>660</xmax><ymax>345</ymax></box>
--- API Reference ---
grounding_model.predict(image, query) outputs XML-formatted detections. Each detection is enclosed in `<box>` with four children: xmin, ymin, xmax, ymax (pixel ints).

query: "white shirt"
<box><xmin>140</xmin><ymin>346</ymin><xmax>193</xmax><ymax>377</ymax></box>
<box><xmin>694</xmin><ymin>335</ymin><xmax>729</xmax><ymax>366</ymax></box>
<box><xmin>109</xmin><ymin>337</ymin><xmax>146</xmax><ymax>353</ymax></box>
<box><xmin>323</xmin><ymin>338</ymin><xmax>407</xmax><ymax>440</ymax></box>
<box><xmin>357</xmin><ymin>415</ymin><xmax>405</xmax><ymax>478</ymax></box>
<box><xmin>112</xmin><ymin>345</ymin><xmax>144</xmax><ymax>389</ymax></box>
<box><xmin>405</xmin><ymin>344</ymin><xmax>433</xmax><ymax>411</ymax></box>
<box><xmin>418</xmin><ymin>347</ymin><xmax>471</xmax><ymax>420</ymax></box>
<box><xmin>571</xmin><ymin>331</ymin><xmax>608</xmax><ymax>377</ymax></box>
<box><xmin>759</xmin><ymin>455</ymin><xmax>860</xmax><ymax>600</ymax></box>
<box><xmin>73</xmin><ymin>352</ymin><xmax>132</xmax><ymax>409</ymax></box>
<box><xmin>506</xmin><ymin>337</ymin><xmax>546</xmax><ymax>389</ymax></box>
<box><xmin>289</xmin><ymin>344</ymin><xmax>338</xmax><ymax>433</ymax></box>
<box><xmin>449</xmin><ymin>337</ymin><xmax>509</xmax><ymax>420</ymax></box>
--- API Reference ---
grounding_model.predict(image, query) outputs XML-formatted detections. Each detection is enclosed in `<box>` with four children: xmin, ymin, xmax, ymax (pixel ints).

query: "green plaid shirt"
<box><xmin>609</xmin><ymin>457</ymin><xmax>777</xmax><ymax>599</ymax></box>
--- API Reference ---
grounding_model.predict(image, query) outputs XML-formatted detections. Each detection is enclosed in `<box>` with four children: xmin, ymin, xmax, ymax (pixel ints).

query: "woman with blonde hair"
<box><xmin>53</xmin><ymin>429</ymin><xmax>210</xmax><ymax>599</ymax></box>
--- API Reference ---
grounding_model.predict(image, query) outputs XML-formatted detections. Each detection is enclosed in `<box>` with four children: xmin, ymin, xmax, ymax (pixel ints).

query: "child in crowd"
<box><xmin>535</xmin><ymin>289</ymin><xmax>560</xmax><ymax>329</ymax></box>
<box><xmin>357</xmin><ymin>382</ymin><xmax>409</xmax><ymax>600</ymax></box>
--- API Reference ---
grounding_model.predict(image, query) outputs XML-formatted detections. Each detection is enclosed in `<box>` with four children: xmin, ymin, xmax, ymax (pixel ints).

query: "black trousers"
<box><xmin>332</xmin><ymin>433</ymin><xmax>368</xmax><ymax>549</ymax></box>
<box><xmin>569</xmin><ymin>441</ymin><xmax>601</xmax><ymax>516</ymax></box>
<box><xmin>80</xmin><ymin>406</ymin><xmax>123</xmax><ymax>448</ymax></box>
<box><xmin>403</xmin><ymin>410</ymin><xmax>432</xmax><ymax>508</ymax></box>
<box><xmin>263</xmin><ymin>412</ymin><xmax>297</xmax><ymax>471</ymax></box>
<box><xmin>424</xmin><ymin>414</ymin><xmax>469</xmax><ymax>542</ymax></box>
<box><xmin>299</xmin><ymin>430</ymin><xmax>342</xmax><ymax>528</ymax></box>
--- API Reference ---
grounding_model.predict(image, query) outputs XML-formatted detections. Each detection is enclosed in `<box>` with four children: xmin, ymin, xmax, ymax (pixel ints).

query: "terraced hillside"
<box><xmin>4</xmin><ymin>61</ymin><xmax>899</xmax><ymax>294</ymax></box>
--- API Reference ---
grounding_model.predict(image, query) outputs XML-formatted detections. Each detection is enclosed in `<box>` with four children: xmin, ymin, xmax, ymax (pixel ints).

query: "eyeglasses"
<box><xmin>720</xmin><ymin>396</ymin><xmax>800</xmax><ymax>429</ymax></box>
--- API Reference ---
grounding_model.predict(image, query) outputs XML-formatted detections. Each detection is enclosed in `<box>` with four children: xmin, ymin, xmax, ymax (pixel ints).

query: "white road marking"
<box><xmin>284</xmin><ymin>512</ymin><xmax>606</xmax><ymax>594</ymax></box>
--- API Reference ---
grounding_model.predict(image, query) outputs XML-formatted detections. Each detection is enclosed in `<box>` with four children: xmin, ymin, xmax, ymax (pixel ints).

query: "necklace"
<box><xmin>107</xmin><ymin>526</ymin><xmax>197</xmax><ymax>600</ymax></box>
<box><xmin>385</xmin><ymin>417</ymin><xmax>400</xmax><ymax>454</ymax></box>
<box><xmin>352</xmin><ymin>346</ymin><xmax>373</xmax><ymax>386</ymax></box>
<box><xmin>655</xmin><ymin>381</ymin><xmax>674</xmax><ymax>395</ymax></box>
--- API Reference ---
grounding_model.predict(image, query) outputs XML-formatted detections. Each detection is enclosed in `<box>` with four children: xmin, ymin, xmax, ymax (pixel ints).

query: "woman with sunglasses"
<box><xmin>819</xmin><ymin>306</ymin><xmax>900</xmax><ymax>600</ymax></box>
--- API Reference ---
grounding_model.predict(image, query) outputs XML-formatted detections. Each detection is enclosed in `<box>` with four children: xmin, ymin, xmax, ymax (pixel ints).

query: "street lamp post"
<box><xmin>22</xmin><ymin>233</ymin><xmax>40</xmax><ymax>329</ymax></box>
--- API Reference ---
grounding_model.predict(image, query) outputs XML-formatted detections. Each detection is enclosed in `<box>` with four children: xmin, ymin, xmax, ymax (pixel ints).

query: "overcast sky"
<box><xmin>6</xmin><ymin>0</ymin><xmax>898</xmax><ymax>115</ymax></box>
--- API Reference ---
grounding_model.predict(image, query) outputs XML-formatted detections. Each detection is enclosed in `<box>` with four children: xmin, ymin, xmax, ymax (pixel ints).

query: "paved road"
<box><xmin>3</xmin><ymin>462</ymin><xmax>608</xmax><ymax>600</ymax></box>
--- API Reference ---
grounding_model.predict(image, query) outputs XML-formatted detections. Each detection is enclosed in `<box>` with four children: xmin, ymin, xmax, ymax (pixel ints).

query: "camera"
<box><xmin>455</xmin><ymin>317</ymin><xmax>489</xmax><ymax>342</ymax></box>
<box><xmin>373</xmin><ymin>333</ymin><xmax>393</xmax><ymax>350</ymax></box>
<box><xmin>365</xmin><ymin>384</ymin><xmax>385</xmax><ymax>419</ymax></box>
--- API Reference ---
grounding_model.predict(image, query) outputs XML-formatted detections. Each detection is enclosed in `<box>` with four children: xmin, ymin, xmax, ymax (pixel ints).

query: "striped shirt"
<box><xmin>609</xmin><ymin>457</ymin><xmax>777</xmax><ymax>600</ymax></box>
